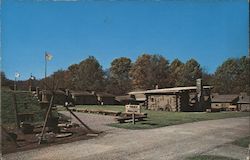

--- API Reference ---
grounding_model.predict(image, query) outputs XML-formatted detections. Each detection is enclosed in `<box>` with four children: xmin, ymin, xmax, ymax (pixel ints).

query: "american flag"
<box><xmin>15</xmin><ymin>72</ymin><xmax>20</xmax><ymax>78</ymax></box>
<box><xmin>45</xmin><ymin>52</ymin><xmax>53</xmax><ymax>61</ymax></box>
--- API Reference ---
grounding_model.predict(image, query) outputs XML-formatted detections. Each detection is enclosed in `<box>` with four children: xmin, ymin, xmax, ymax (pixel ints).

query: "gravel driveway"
<box><xmin>3</xmin><ymin>116</ymin><xmax>249</xmax><ymax>160</ymax></box>
<box><xmin>58</xmin><ymin>111</ymin><xmax>125</xmax><ymax>133</ymax></box>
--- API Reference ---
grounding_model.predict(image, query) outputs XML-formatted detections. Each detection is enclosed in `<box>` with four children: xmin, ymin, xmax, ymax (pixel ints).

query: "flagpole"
<box><xmin>45</xmin><ymin>52</ymin><xmax>47</xmax><ymax>90</ymax></box>
<box><xmin>45</xmin><ymin>52</ymin><xmax>47</xmax><ymax>79</ymax></box>
<box><xmin>14</xmin><ymin>77</ymin><xmax>17</xmax><ymax>91</ymax></box>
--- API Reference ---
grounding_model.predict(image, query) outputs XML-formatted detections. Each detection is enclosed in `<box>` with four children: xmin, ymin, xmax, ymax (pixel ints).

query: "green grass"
<box><xmin>186</xmin><ymin>155</ymin><xmax>239</xmax><ymax>160</ymax></box>
<box><xmin>110</xmin><ymin>109</ymin><xmax>249</xmax><ymax>129</ymax></box>
<box><xmin>232</xmin><ymin>136</ymin><xmax>250</xmax><ymax>148</ymax></box>
<box><xmin>72</xmin><ymin>105</ymin><xmax>249</xmax><ymax>130</ymax></box>
<box><xmin>1</xmin><ymin>89</ymin><xmax>45</xmax><ymax>127</ymax></box>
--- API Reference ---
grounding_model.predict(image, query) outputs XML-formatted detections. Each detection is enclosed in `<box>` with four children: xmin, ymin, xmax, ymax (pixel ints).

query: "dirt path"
<box><xmin>3</xmin><ymin>116</ymin><xmax>249</xmax><ymax>160</ymax></box>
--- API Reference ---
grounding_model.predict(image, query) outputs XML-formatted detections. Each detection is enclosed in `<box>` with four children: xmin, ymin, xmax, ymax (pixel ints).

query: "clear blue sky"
<box><xmin>1</xmin><ymin>0</ymin><xmax>248</xmax><ymax>80</ymax></box>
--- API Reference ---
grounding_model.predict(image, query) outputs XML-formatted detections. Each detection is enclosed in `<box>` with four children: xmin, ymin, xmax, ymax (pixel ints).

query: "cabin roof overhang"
<box><xmin>129</xmin><ymin>86</ymin><xmax>213</xmax><ymax>95</ymax></box>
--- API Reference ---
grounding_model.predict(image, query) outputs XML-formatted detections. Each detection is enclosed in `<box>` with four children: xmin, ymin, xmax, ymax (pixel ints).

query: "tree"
<box><xmin>107</xmin><ymin>57</ymin><xmax>132</xmax><ymax>95</ymax></box>
<box><xmin>176</xmin><ymin>59</ymin><xmax>202</xmax><ymax>86</ymax></box>
<box><xmin>130</xmin><ymin>54</ymin><xmax>151</xmax><ymax>90</ymax></box>
<box><xmin>68</xmin><ymin>64</ymin><xmax>79</xmax><ymax>89</ymax></box>
<box><xmin>52</xmin><ymin>69</ymin><xmax>72</xmax><ymax>89</ymax></box>
<box><xmin>130</xmin><ymin>54</ymin><xmax>170</xmax><ymax>90</ymax></box>
<box><xmin>236</xmin><ymin>56</ymin><xmax>250</xmax><ymax>94</ymax></box>
<box><xmin>1</xmin><ymin>71</ymin><xmax>12</xmax><ymax>87</ymax></box>
<box><xmin>212</xmin><ymin>56</ymin><xmax>250</xmax><ymax>94</ymax></box>
<box><xmin>168</xmin><ymin>59</ymin><xmax>184</xmax><ymax>87</ymax></box>
<box><xmin>201</xmin><ymin>70</ymin><xmax>213</xmax><ymax>86</ymax></box>
<box><xmin>76</xmin><ymin>56</ymin><xmax>104</xmax><ymax>91</ymax></box>
<box><xmin>150</xmin><ymin>54</ymin><xmax>170</xmax><ymax>88</ymax></box>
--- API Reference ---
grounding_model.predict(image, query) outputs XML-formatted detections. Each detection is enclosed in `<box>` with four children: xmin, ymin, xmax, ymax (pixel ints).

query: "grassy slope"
<box><xmin>73</xmin><ymin>105</ymin><xmax>249</xmax><ymax>129</ymax></box>
<box><xmin>1</xmin><ymin>89</ymin><xmax>45</xmax><ymax>127</ymax></box>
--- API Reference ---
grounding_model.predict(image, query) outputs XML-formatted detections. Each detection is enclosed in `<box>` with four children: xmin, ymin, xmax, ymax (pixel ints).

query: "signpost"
<box><xmin>125</xmin><ymin>104</ymin><xmax>141</xmax><ymax>114</ymax></box>
<box><xmin>125</xmin><ymin>104</ymin><xmax>141</xmax><ymax>124</ymax></box>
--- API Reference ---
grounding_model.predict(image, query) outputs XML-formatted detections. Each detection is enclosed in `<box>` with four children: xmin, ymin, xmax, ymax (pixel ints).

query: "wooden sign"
<box><xmin>125</xmin><ymin>104</ymin><xmax>141</xmax><ymax>113</ymax></box>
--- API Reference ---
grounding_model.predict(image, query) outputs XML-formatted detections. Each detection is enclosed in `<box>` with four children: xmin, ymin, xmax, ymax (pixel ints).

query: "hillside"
<box><xmin>1</xmin><ymin>89</ymin><xmax>45</xmax><ymax>126</ymax></box>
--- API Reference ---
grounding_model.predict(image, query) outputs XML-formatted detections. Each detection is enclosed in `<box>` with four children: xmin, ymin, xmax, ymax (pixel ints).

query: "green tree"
<box><xmin>68</xmin><ymin>64</ymin><xmax>80</xmax><ymax>89</ymax></box>
<box><xmin>52</xmin><ymin>69</ymin><xmax>72</xmax><ymax>89</ymax></box>
<box><xmin>236</xmin><ymin>56</ymin><xmax>250</xmax><ymax>94</ymax></box>
<box><xmin>213</xmin><ymin>56</ymin><xmax>250</xmax><ymax>94</ymax></box>
<box><xmin>1</xmin><ymin>71</ymin><xmax>12</xmax><ymax>87</ymax></box>
<box><xmin>130</xmin><ymin>54</ymin><xmax>151</xmax><ymax>89</ymax></box>
<box><xmin>150</xmin><ymin>54</ymin><xmax>170</xmax><ymax>88</ymax></box>
<box><xmin>130</xmin><ymin>54</ymin><xmax>169</xmax><ymax>90</ymax></box>
<box><xmin>201</xmin><ymin>70</ymin><xmax>213</xmax><ymax>86</ymax></box>
<box><xmin>76</xmin><ymin>56</ymin><xmax>104</xmax><ymax>91</ymax></box>
<box><xmin>107</xmin><ymin>57</ymin><xmax>132</xmax><ymax>95</ymax></box>
<box><xmin>168</xmin><ymin>59</ymin><xmax>184</xmax><ymax>87</ymax></box>
<box><xmin>176</xmin><ymin>58</ymin><xmax>202</xmax><ymax>86</ymax></box>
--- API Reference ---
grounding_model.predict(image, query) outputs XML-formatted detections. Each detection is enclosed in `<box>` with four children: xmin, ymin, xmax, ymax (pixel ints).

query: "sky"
<box><xmin>1</xmin><ymin>0</ymin><xmax>249</xmax><ymax>80</ymax></box>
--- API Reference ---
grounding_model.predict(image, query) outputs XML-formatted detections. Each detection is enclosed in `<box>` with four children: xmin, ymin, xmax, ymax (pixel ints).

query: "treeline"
<box><xmin>1</xmin><ymin>54</ymin><xmax>249</xmax><ymax>95</ymax></box>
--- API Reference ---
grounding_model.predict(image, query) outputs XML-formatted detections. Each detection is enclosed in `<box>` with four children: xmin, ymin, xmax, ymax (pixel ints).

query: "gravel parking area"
<box><xmin>3</xmin><ymin>116</ymin><xmax>249</xmax><ymax>160</ymax></box>
<box><xmin>59</xmin><ymin>111</ymin><xmax>125</xmax><ymax>133</ymax></box>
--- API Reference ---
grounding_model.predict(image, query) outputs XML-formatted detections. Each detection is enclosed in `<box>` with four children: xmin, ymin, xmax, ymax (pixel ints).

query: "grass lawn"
<box><xmin>110</xmin><ymin>110</ymin><xmax>249</xmax><ymax>129</ymax></box>
<box><xmin>232</xmin><ymin>136</ymin><xmax>250</xmax><ymax>148</ymax></box>
<box><xmin>186</xmin><ymin>155</ymin><xmax>239</xmax><ymax>160</ymax></box>
<box><xmin>72</xmin><ymin>105</ymin><xmax>249</xmax><ymax>129</ymax></box>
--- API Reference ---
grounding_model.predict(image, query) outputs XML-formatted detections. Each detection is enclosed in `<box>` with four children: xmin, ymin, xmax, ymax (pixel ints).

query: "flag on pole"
<box><xmin>45</xmin><ymin>52</ymin><xmax>53</xmax><ymax>61</ymax></box>
<box><xmin>15</xmin><ymin>72</ymin><xmax>20</xmax><ymax>78</ymax></box>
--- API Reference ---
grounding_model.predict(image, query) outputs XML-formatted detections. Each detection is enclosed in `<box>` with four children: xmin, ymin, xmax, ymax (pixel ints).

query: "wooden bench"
<box><xmin>115</xmin><ymin>114</ymin><xmax>147</xmax><ymax>123</ymax></box>
<box><xmin>122</xmin><ymin>112</ymin><xmax>147</xmax><ymax>117</ymax></box>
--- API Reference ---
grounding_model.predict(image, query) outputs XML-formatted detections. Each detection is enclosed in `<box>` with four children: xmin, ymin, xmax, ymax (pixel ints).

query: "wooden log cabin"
<box><xmin>129</xmin><ymin>85</ymin><xmax>213</xmax><ymax>112</ymax></box>
<box><xmin>95</xmin><ymin>92</ymin><xmax>116</xmax><ymax>105</ymax></box>
<box><xmin>237</xmin><ymin>93</ymin><xmax>250</xmax><ymax>111</ymax></box>
<box><xmin>71</xmin><ymin>91</ymin><xmax>98</xmax><ymax>105</ymax></box>
<box><xmin>115</xmin><ymin>95</ymin><xmax>137</xmax><ymax>105</ymax></box>
<box><xmin>211</xmin><ymin>94</ymin><xmax>239</xmax><ymax>111</ymax></box>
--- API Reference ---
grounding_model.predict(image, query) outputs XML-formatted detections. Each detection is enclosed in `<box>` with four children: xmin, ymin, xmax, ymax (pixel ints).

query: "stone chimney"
<box><xmin>196</xmin><ymin>78</ymin><xmax>203</xmax><ymax>97</ymax></box>
<box><xmin>196</xmin><ymin>78</ymin><xmax>204</xmax><ymax>111</ymax></box>
<box><xmin>155</xmin><ymin>84</ymin><xmax>159</xmax><ymax>89</ymax></box>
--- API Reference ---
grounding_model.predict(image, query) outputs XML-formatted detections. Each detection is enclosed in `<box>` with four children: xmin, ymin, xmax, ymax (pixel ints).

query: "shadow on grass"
<box><xmin>140</xmin><ymin>122</ymin><xmax>158</xmax><ymax>126</ymax></box>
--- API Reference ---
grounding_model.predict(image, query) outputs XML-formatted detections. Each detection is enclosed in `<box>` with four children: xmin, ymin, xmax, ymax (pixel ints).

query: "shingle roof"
<box><xmin>115</xmin><ymin>95</ymin><xmax>135</xmax><ymax>101</ymax></box>
<box><xmin>237</xmin><ymin>95</ymin><xmax>250</xmax><ymax>104</ymax></box>
<box><xmin>211</xmin><ymin>95</ymin><xmax>239</xmax><ymax>103</ymax></box>
<box><xmin>96</xmin><ymin>92</ymin><xmax>115</xmax><ymax>97</ymax></box>
<box><xmin>40</xmin><ymin>90</ymin><xmax>66</xmax><ymax>95</ymax></box>
<box><xmin>71</xmin><ymin>91</ymin><xmax>94</xmax><ymax>96</ymax></box>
